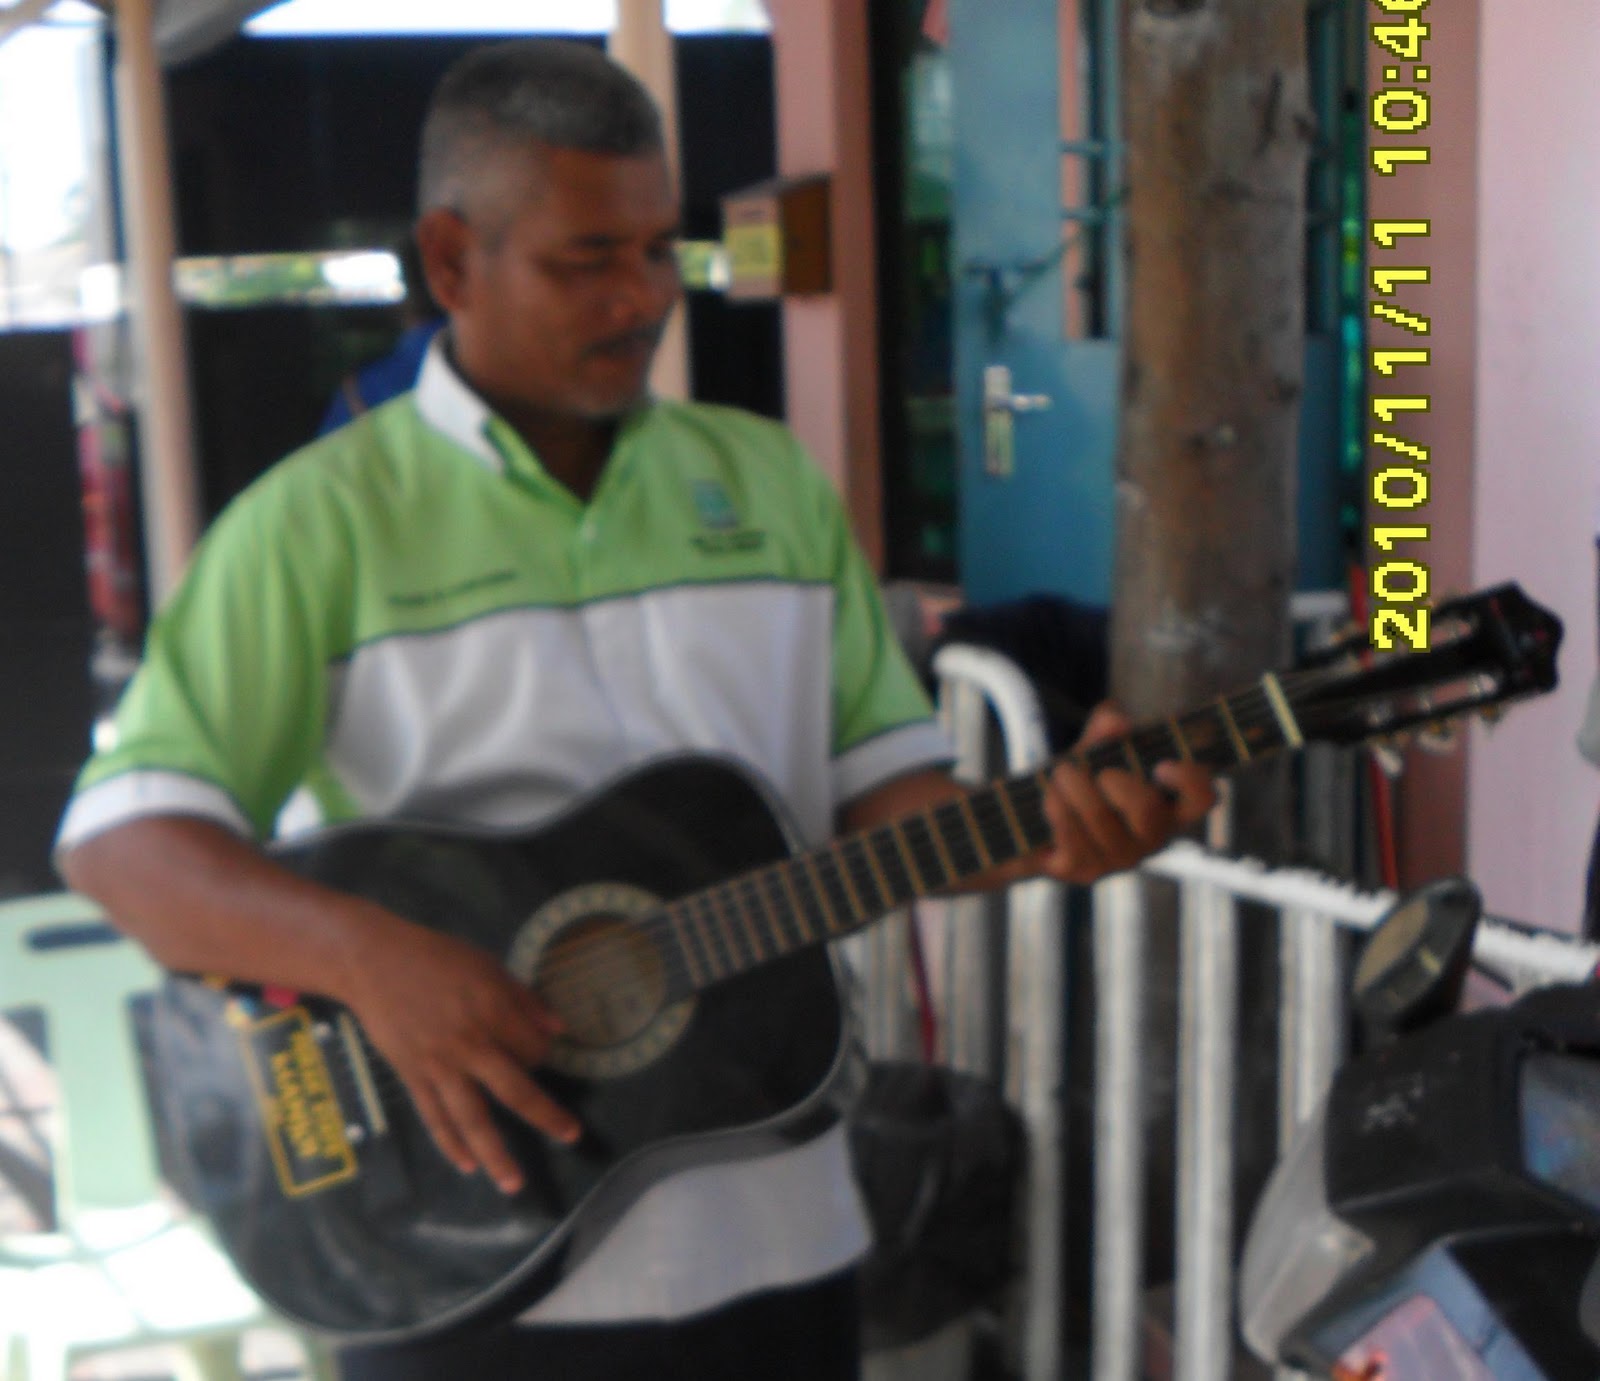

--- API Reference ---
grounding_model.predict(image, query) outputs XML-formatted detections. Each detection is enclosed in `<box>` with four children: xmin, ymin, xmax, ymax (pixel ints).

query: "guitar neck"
<box><xmin>657</xmin><ymin>671</ymin><xmax>1308</xmax><ymax>997</ymax></box>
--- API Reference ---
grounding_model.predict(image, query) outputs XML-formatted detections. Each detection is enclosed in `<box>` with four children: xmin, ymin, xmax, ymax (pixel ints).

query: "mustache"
<box><xmin>585</xmin><ymin>322</ymin><xmax>668</xmax><ymax>357</ymax></box>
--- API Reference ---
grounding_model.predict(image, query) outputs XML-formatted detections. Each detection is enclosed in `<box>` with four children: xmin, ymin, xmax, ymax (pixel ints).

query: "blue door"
<box><xmin>950</xmin><ymin>0</ymin><xmax>1118</xmax><ymax>606</ymax></box>
<box><xmin>948</xmin><ymin>0</ymin><xmax>1351</xmax><ymax>607</ymax></box>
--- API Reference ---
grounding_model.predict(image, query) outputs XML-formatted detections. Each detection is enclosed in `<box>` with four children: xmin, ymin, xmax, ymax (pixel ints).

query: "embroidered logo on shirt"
<box><xmin>691</xmin><ymin>479</ymin><xmax>741</xmax><ymax>531</ymax></box>
<box><xmin>690</xmin><ymin>479</ymin><xmax>767</xmax><ymax>555</ymax></box>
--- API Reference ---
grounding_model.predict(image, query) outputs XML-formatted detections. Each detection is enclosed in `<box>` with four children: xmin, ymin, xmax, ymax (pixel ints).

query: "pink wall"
<box><xmin>766</xmin><ymin>0</ymin><xmax>886</xmax><ymax>568</ymax></box>
<box><xmin>1466</xmin><ymin>0</ymin><xmax>1600</xmax><ymax>931</ymax></box>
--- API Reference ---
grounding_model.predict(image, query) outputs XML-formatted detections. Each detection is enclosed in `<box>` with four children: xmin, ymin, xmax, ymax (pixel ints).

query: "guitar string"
<box><xmin>511</xmin><ymin>659</ymin><xmax>1370</xmax><ymax>996</ymax></box>
<box><xmin>305</xmin><ymin>663</ymin><xmax>1370</xmax><ymax>1052</ymax></box>
<box><xmin>309</xmin><ymin>705</ymin><xmax>1340</xmax><ymax>1116</ymax></box>
<box><xmin>521</xmin><ymin>663</ymin><xmax>1360</xmax><ymax>996</ymax></box>
<box><xmin>285</xmin><ymin>658</ymin><xmax>1436</xmax><ymax>1118</ymax></box>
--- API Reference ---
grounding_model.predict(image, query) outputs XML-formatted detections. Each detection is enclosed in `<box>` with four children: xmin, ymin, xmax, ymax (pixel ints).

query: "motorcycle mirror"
<box><xmin>1352</xmin><ymin>875</ymin><xmax>1482</xmax><ymax>1046</ymax></box>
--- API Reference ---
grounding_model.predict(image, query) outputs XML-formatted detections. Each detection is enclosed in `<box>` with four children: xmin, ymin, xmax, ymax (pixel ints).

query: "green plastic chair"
<box><xmin>0</xmin><ymin>892</ymin><xmax>337</xmax><ymax>1381</ymax></box>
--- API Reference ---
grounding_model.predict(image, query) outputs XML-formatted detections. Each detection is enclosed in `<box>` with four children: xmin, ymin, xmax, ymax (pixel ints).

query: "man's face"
<box><xmin>424</xmin><ymin>143</ymin><xmax>682</xmax><ymax>421</ymax></box>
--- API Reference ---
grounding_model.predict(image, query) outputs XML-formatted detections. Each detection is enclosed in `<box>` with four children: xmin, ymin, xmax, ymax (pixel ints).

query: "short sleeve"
<box><xmin>812</xmin><ymin>463</ymin><xmax>954</xmax><ymax>806</ymax></box>
<box><xmin>57</xmin><ymin>462</ymin><xmax>350</xmax><ymax>849</ymax></box>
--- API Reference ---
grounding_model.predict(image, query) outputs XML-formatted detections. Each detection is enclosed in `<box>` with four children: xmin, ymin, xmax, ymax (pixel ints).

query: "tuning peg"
<box><xmin>1478</xmin><ymin>705</ymin><xmax>1506</xmax><ymax>727</ymax></box>
<box><xmin>1416</xmin><ymin>720</ymin><xmax>1460</xmax><ymax>754</ymax></box>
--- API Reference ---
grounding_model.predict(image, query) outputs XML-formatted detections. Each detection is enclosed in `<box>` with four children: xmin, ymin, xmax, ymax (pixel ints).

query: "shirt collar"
<box><xmin>413</xmin><ymin>330</ymin><xmax>504</xmax><ymax>473</ymax></box>
<box><xmin>412</xmin><ymin>330</ymin><xmax>660</xmax><ymax>494</ymax></box>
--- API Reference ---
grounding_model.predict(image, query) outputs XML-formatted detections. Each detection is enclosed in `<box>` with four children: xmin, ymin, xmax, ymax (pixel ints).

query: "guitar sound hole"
<box><xmin>534</xmin><ymin>916</ymin><xmax>666</xmax><ymax>1052</ymax></box>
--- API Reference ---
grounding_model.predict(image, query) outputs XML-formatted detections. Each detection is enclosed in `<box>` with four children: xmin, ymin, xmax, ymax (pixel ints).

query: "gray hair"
<box><xmin>417</xmin><ymin>39</ymin><xmax>664</xmax><ymax>218</ymax></box>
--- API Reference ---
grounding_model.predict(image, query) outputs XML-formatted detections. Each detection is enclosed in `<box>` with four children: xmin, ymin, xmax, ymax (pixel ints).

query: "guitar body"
<box><xmin>146</xmin><ymin>757</ymin><xmax>853</xmax><ymax>1341</ymax></box>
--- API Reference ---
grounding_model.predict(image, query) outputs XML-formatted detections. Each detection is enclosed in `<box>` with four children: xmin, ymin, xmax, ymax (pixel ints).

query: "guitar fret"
<box><xmin>806</xmin><ymin>852</ymin><xmax>853</xmax><ymax>934</ymax></box>
<box><xmin>731</xmin><ymin>883</ymin><xmax>771</xmax><ymax>962</ymax></box>
<box><xmin>759</xmin><ymin>868</ymin><xmax>803</xmax><ymax>950</ymax></box>
<box><xmin>991</xmin><ymin>782</ymin><xmax>1032</xmax><ymax>855</ymax></box>
<box><xmin>915</xmin><ymin>809</ymin><xmax>960</xmax><ymax>886</ymax></box>
<box><xmin>790</xmin><ymin>859</ymin><xmax>833</xmax><ymax>939</ymax></box>
<box><xmin>1215</xmin><ymin>697</ymin><xmax>1251</xmax><ymax>762</ymax></box>
<box><xmin>828</xmin><ymin>841</ymin><xmax>868</xmax><ymax>920</ymax></box>
<box><xmin>1168</xmin><ymin>715</ymin><xmax>1194</xmax><ymax>762</ymax></box>
<box><xmin>774</xmin><ymin>863</ymin><xmax>820</xmax><ymax>944</ymax></box>
<box><xmin>852</xmin><ymin>836</ymin><xmax>896</xmax><ymax>913</ymax></box>
<box><xmin>698</xmin><ymin>893</ymin><xmax>741</xmax><ymax>974</ymax></box>
<box><xmin>1123</xmin><ymin>739</ymin><xmax>1144</xmax><ymax>775</ymax></box>
<box><xmin>897</xmin><ymin>814</ymin><xmax>952</xmax><ymax>890</ymax></box>
<box><xmin>956</xmin><ymin>796</ymin><xmax>995</xmax><ymax>870</ymax></box>
<box><xmin>868</xmin><ymin>828</ymin><xmax>915</xmax><ymax>905</ymax></box>
<box><xmin>667</xmin><ymin>908</ymin><xmax>710</xmax><ymax>987</ymax></box>
<box><xmin>931</xmin><ymin>800</ymin><xmax>984</xmax><ymax>878</ymax></box>
<box><xmin>1009</xmin><ymin>773</ymin><xmax>1056</xmax><ymax>850</ymax></box>
<box><xmin>798</xmin><ymin>853</ymin><xmax>836</xmax><ymax>932</ymax></box>
<box><xmin>969</xmin><ymin>790</ymin><xmax>1021</xmax><ymax>865</ymax></box>
<box><xmin>889</xmin><ymin>819</ymin><xmax>932</xmax><ymax>894</ymax></box>
<box><xmin>683</xmin><ymin>899</ymin><xmax>724</xmax><ymax>981</ymax></box>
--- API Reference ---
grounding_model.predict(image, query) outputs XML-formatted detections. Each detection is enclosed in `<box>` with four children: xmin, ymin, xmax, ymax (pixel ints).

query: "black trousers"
<box><xmin>335</xmin><ymin>1269</ymin><xmax>861</xmax><ymax>1381</ymax></box>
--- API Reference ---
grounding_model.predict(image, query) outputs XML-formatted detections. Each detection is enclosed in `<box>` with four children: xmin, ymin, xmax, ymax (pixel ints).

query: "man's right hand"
<box><xmin>57</xmin><ymin>815</ymin><xmax>580</xmax><ymax>1199</ymax></box>
<box><xmin>337</xmin><ymin>912</ymin><xmax>582</xmax><ymax>1194</ymax></box>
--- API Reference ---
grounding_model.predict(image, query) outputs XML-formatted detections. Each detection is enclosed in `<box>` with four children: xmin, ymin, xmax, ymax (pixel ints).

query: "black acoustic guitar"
<box><xmin>145</xmin><ymin>583</ymin><xmax>1561</xmax><ymax>1341</ymax></box>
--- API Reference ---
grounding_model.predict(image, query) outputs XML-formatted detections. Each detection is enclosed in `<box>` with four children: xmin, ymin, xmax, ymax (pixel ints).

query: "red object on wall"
<box><xmin>72</xmin><ymin>327</ymin><xmax>144</xmax><ymax>648</ymax></box>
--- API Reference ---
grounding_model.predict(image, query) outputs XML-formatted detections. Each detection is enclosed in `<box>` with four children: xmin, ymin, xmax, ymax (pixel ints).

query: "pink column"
<box><xmin>766</xmin><ymin>0</ymin><xmax>885</xmax><ymax>568</ymax></box>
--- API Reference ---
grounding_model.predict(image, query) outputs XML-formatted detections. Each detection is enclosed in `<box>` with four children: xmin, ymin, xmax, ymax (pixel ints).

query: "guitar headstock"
<box><xmin>1288</xmin><ymin>583</ymin><xmax>1562</xmax><ymax>750</ymax></box>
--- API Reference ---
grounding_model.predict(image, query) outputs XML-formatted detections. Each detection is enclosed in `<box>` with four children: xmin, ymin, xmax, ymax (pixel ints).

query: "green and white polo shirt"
<box><xmin>58</xmin><ymin>338</ymin><xmax>954</xmax><ymax>1323</ymax></box>
<box><xmin>60</xmin><ymin>344</ymin><xmax>949</xmax><ymax>850</ymax></box>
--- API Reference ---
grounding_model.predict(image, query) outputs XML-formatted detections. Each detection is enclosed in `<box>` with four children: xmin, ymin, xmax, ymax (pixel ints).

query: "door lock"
<box><xmin>982</xmin><ymin>365</ymin><xmax>1053</xmax><ymax>478</ymax></box>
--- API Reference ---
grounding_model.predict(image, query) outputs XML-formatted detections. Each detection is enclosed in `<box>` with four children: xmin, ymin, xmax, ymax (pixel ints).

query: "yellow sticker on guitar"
<box><xmin>239</xmin><ymin>1006</ymin><xmax>359</xmax><ymax>1198</ymax></box>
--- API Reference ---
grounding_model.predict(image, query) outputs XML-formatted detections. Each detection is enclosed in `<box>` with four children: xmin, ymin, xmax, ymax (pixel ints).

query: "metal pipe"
<box><xmin>932</xmin><ymin>643</ymin><xmax>1063</xmax><ymax>1381</ymax></box>
<box><xmin>1174</xmin><ymin>872</ymin><xmax>1237</xmax><ymax>1381</ymax></box>
<box><xmin>1275</xmin><ymin>906</ymin><xmax>1338</xmax><ymax>1381</ymax></box>
<box><xmin>1140</xmin><ymin>841</ymin><xmax>1394</xmax><ymax>927</ymax></box>
<box><xmin>1171</xmin><ymin>793</ymin><xmax>1238</xmax><ymax>1381</ymax></box>
<box><xmin>1005</xmin><ymin>872</ymin><xmax>1065</xmax><ymax>1379</ymax></box>
<box><xmin>1092</xmin><ymin>871</ymin><xmax>1145</xmax><ymax>1381</ymax></box>
<box><xmin>112</xmin><ymin>0</ymin><xmax>202</xmax><ymax>605</ymax></box>
<box><xmin>1278</xmin><ymin>906</ymin><xmax>1343</xmax><ymax>1145</ymax></box>
<box><xmin>1141</xmin><ymin>840</ymin><xmax>1600</xmax><ymax>986</ymax></box>
<box><xmin>936</xmin><ymin>673</ymin><xmax>999</xmax><ymax>1077</ymax></box>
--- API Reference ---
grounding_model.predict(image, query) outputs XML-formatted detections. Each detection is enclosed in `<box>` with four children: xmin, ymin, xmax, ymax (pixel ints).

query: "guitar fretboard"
<box><xmin>652</xmin><ymin>672</ymin><xmax>1308</xmax><ymax>998</ymax></box>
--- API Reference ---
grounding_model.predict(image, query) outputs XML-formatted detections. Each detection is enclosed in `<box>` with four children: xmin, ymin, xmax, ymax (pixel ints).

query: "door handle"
<box><xmin>982</xmin><ymin>364</ymin><xmax>1053</xmax><ymax>477</ymax></box>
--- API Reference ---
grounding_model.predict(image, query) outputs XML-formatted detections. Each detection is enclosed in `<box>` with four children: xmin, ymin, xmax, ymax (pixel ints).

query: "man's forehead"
<box><xmin>486</xmin><ymin>141</ymin><xmax>674</xmax><ymax>210</ymax></box>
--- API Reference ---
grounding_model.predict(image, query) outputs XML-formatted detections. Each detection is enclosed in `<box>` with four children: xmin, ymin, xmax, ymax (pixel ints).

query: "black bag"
<box><xmin>849</xmin><ymin>1058</ymin><xmax>1026</xmax><ymax>1350</ymax></box>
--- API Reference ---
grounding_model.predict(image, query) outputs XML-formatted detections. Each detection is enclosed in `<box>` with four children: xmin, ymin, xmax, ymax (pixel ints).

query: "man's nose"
<box><xmin>608</xmin><ymin>252</ymin><xmax>680</xmax><ymax>327</ymax></box>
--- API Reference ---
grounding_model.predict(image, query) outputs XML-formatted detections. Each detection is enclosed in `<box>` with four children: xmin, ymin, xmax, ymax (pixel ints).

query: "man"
<box><xmin>55</xmin><ymin>39</ymin><xmax>1213</xmax><ymax>1380</ymax></box>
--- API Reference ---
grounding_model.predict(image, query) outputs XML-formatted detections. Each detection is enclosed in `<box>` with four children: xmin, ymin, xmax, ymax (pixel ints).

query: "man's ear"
<box><xmin>414</xmin><ymin>208</ymin><xmax>471</xmax><ymax>314</ymax></box>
